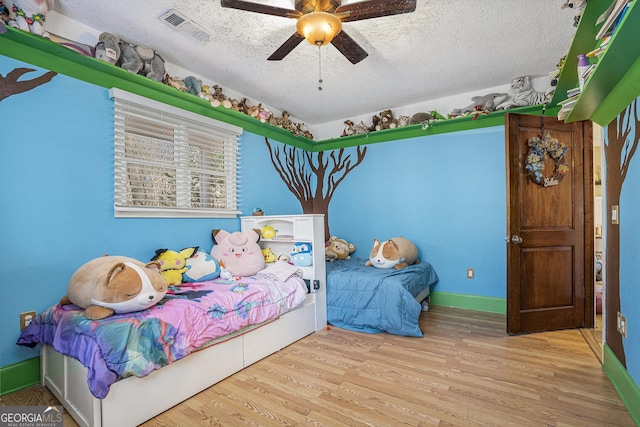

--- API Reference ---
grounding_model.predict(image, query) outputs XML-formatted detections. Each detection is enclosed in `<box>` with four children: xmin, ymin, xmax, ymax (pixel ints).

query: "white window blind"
<box><xmin>110</xmin><ymin>88</ymin><xmax>242</xmax><ymax>218</ymax></box>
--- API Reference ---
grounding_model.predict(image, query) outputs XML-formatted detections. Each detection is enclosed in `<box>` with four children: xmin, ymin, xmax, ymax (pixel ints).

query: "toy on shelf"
<box><xmin>261</xmin><ymin>225</ymin><xmax>277</xmax><ymax>239</ymax></box>
<box><xmin>4</xmin><ymin>0</ymin><xmax>54</xmax><ymax>38</ymax></box>
<box><xmin>496</xmin><ymin>76</ymin><xmax>549</xmax><ymax>110</ymax></box>
<box><xmin>94</xmin><ymin>32</ymin><xmax>166</xmax><ymax>82</ymax></box>
<box><xmin>262</xmin><ymin>247</ymin><xmax>277</xmax><ymax>263</ymax></box>
<box><xmin>290</xmin><ymin>242</ymin><xmax>313</xmax><ymax>267</ymax></box>
<box><xmin>450</xmin><ymin>92</ymin><xmax>508</xmax><ymax>117</ymax></box>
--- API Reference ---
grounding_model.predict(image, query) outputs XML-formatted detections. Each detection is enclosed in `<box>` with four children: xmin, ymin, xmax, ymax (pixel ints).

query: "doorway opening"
<box><xmin>582</xmin><ymin>124</ymin><xmax>604</xmax><ymax>362</ymax></box>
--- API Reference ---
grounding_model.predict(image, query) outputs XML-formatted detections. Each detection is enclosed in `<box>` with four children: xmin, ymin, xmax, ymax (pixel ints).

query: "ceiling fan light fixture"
<box><xmin>296</xmin><ymin>12</ymin><xmax>342</xmax><ymax>46</ymax></box>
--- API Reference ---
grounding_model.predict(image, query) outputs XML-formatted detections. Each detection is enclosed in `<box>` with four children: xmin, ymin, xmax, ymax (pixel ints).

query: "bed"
<box><xmin>326</xmin><ymin>257</ymin><xmax>439</xmax><ymax>337</ymax></box>
<box><xmin>17</xmin><ymin>265</ymin><xmax>326</xmax><ymax>427</ymax></box>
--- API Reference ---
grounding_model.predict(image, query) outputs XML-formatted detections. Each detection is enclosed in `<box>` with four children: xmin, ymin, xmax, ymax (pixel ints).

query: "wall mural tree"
<box><xmin>265</xmin><ymin>137</ymin><xmax>367</xmax><ymax>239</ymax></box>
<box><xmin>0</xmin><ymin>67</ymin><xmax>57</xmax><ymax>102</ymax></box>
<box><xmin>604</xmin><ymin>99</ymin><xmax>639</xmax><ymax>367</ymax></box>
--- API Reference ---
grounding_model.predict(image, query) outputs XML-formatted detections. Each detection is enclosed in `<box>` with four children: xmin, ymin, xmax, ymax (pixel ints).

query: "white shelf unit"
<box><xmin>241</xmin><ymin>214</ymin><xmax>327</xmax><ymax>331</ymax></box>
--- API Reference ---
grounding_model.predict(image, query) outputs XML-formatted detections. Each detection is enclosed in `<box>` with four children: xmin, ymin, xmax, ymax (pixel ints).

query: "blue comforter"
<box><xmin>326</xmin><ymin>258</ymin><xmax>439</xmax><ymax>337</ymax></box>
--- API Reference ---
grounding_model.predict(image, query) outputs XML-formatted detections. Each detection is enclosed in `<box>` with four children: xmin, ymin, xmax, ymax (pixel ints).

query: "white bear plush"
<box><xmin>5</xmin><ymin>0</ymin><xmax>54</xmax><ymax>38</ymax></box>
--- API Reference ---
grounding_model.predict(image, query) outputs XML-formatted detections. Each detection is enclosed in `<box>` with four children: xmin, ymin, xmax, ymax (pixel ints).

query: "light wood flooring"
<box><xmin>1</xmin><ymin>306</ymin><xmax>634</xmax><ymax>426</ymax></box>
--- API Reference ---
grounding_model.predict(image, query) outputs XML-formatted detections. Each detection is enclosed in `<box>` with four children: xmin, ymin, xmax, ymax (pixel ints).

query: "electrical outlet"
<box><xmin>466</xmin><ymin>268</ymin><xmax>474</xmax><ymax>279</ymax></box>
<box><xmin>20</xmin><ymin>311</ymin><xmax>36</xmax><ymax>331</ymax></box>
<box><xmin>617</xmin><ymin>311</ymin><xmax>628</xmax><ymax>338</ymax></box>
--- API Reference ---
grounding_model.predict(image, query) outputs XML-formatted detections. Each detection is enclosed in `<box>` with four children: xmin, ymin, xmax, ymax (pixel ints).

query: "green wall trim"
<box><xmin>0</xmin><ymin>26</ymin><xmax>557</xmax><ymax>151</ymax></box>
<box><xmin>0</xmin><ymin>356</ymin><xmax>40</xmax><ymax>396</ymax></box>
<box><xmin>603</xmin><ymin>344</ymin><xmax>640</xmax><ymax>425</ymax></box>
<box><xmin>429</xmin><ymin>291</ymin><xmax>506</xmax><ymax>314</ymax></box>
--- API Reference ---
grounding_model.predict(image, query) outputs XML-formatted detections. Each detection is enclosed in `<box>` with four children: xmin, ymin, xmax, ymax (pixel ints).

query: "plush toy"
<box><xmin>94</xmin><ymin>32</ymin><xmax>166</xmax><ymax>82</ymax></box>
<box><xmin>210</xmin><ymin>229</ymin><xmax>265</xmax><ymax>276</ymax></box>
<box><xmin>278</xmin><ymin>254</ymin><xmax>291</xmax><ymax>263</ymax></box>
<box><xmin>450</xmin><ymin>93</ymin><xmax>509</xmax><ymax>117</ymax></box>
<box><xmin>342</xmin><ymin>119</ymin><xmax>356</xmax><ymax>137</ymax></box>
<box><xmin>183</xmin><ymin>76</ymin><xmax>202</xmax><ymax>96</ymax></box>
<box><xmin>262</xmin><ymin>247</ymin><xmax>277</xmax><ymax>263</ymax></box>
<box><xmin>325</xmin><ymin>236</ymin><xmax>356</xmax><ymax>261</ymax></box>
<box><xmin>365</xmin><ymin>237</ymin><xmax>419</xmax><ymax>270</ymax></box>
<box><xmin>409</xmin><ymin>111</ymin><xmax>446</xmax><ymax>128</ymax></box>
<box><xmin>397</xmin><ymin>115</ymin><xmax>411</xmax><ymax>127</ymax></box>
<box><xmin>290</xmin><ymin>242</ymin><xmax>313</xmax><ymax>267</ymax></box>
<box><xmin>183</xmin><ymin>250</ymin><xmax>220</xmax><ymax>282</ymax></box>
<box><xmin>375</xmin><ymin>109</ymin><xmax>398</xmax><ymax>131</ymax></box>
<box><xmin>151</xmin><ymin>247</ymin><xmax>199</xmax><ymax>286</ymax></box>
<box><xmin>4</xmin><ymin>0</ymin><xmax>54</xmax><ymax>37</ymax></box>
<box><xmin>60</xmin><ymin>255</ymin><xmax>167</xmax><ymax>320</ymax></box>
<box><xmin>496</xmin><ymin>76</ymin><xmax>549</xmax><ymax>110</ymax></box>
<box><xmin>95</xmin><ymin>32</ymin><xmax>120</xmax><ymax>65</ymax></box>
<box><xmin>261</xmin><ymin>225</ymin><xmax>277</xmax><ymax>239</ymax></box>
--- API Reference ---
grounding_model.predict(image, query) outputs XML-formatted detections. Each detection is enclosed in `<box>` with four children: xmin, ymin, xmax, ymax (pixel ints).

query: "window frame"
<box><xmin>110</xmin><ymin>88</ymin><xmax>242</xmax><ymax>218</ymax></box>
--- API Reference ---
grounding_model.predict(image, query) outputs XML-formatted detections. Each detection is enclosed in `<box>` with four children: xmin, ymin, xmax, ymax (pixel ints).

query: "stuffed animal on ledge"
<box><xmin>365</xmin><ymin>237</ymin><xmax>419</xmax><ymax>270</ymax></box>
<box><xmin>210</xmin><ymin>229</ymin><xmax>265</xmax><ymax>277</ymax></box>
<box><xmin>60</xmin><ymin>255</ymin><xmax>167</xmax><ymax>320</ymax></box>
<box><xmin>325</xmin><ymin>236</ymin><xmax>356</xmax><ymax>261</ymax></box>
<box><xmin>450</xmin><ymin>93</ymin><xmax>509</xmax><ymax>117</ymax></box>
<box><xmin>94</xmin><ymin>32</ymin><xmax>166</xmax><ymax>82</ymax></box>
<box><xmin>496</xmin><ymin>76</ymin><xmax>549</xmax><ymax>110</ymax></box>
<box><xmin>4</xmin><ymin>0</ymin><xmax>54</xmax><ymax>38</ymax></box>
<box><xmin>151</xmin><ymin>247</ymin><xmax>199</xmax><ymax>286</ymax></box>
<box><xmin>375</xmin><ymin>109</ymin><xmax>398</xmax><ymax>131</ymax></box>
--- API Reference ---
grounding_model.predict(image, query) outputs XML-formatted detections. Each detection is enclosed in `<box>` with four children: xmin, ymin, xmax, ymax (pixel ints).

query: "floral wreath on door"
<box><xmin>525</xmin><ymin>132</ymin><xmax>569</xmax><ymax>187</ymax></box>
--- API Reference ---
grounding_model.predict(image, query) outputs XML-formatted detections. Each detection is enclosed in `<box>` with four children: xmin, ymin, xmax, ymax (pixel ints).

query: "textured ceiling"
<box><xmin>48</xmin><ymin>0</ymin><xmax>580</xmax><ymax>129</ymax></box>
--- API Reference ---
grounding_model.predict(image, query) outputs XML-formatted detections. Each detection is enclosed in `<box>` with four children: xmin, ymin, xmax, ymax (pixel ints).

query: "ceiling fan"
<box><xmin>220</xmin><ymin>0</ymin><xmax>417</xmax><ymax>64</ymax></box>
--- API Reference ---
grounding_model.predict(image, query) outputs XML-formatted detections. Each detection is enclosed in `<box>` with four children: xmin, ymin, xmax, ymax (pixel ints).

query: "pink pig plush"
<box><xmin>210</xmin><ymin>229</ymin><xmax>265</xmax><ymax>277</ymax></box>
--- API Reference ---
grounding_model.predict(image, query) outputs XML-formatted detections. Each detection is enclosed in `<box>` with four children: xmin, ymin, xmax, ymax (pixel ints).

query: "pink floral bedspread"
<box><xmin>17</xmin><ymin>275</ymin><xmax>307</xmax><ymax>399</ymax></box>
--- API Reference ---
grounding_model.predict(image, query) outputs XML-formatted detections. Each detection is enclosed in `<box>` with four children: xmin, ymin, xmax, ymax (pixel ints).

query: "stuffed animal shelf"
<box><xmin>366</xmin><ymin>237</ymin><xmax>419</xmax><ymax>270</ymax></box>
<box><xmin>210</xmin><ymin>229</ymin><xmax>265</xmax><ymax>277</ymax></box>
<box><xmin>325</xmin><ymin>236</ymin><xmax>356</xmax><ymax>261</ymax></box>
<box><xmin>60</xmin><ymin>255</ymin><xmax>168</xmax><ymax>320</ymax></box>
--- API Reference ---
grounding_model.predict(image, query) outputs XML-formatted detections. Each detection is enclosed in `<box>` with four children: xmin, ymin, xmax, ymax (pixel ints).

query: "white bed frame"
<box><xmin>41</xmin><ymin>290</ymin><xmax>326</xmax><ymax>427</ymax></box>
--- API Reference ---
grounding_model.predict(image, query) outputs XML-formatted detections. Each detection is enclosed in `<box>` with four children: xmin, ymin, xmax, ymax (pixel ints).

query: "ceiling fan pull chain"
<box><xmin>318</xmin><ymin>44</ymin><xmax>323</xmax><ymax>91</ymax></box>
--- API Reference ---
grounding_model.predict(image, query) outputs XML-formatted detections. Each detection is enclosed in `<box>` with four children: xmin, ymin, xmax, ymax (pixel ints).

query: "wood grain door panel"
<box><xmin>506</xmin><ymin>113</ymin><xmax>593</xmax><ymax>334</ymax></box>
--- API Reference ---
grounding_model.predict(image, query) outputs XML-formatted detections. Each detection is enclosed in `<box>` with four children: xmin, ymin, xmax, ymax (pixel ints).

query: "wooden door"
<box><xmin>506</xmin><ymin>113</ymin><xmax>593</xmax><ymax>334</ymax></box>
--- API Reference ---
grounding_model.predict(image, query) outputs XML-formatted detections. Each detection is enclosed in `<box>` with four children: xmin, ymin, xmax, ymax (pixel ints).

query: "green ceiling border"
<box><xmin>0</xmin><ymin>26</ymin><xmax>556</xmax><ymax>151</ymax></box>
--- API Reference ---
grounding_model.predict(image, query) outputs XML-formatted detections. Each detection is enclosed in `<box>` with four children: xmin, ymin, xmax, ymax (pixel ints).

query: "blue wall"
<box><xmin>0</xmin><ymin>55</ymin><xmax>506</xmax><ymax>369</ymax></box>
<box><xmin>4</xmin><ymin>54</ymin><xmax>637</xmax><ymax>397</ymax></box>
<box><xmin>614</xmin><ymin>100</ymin><xmax>640</xmax><ymax>387</ymax></box>
<box><xmin>0</xmin><ymin>56</ymin><xmax>300</xmax><ymax>366</ymax></box>
<box><xmin>328</xmin><ymin>128</ymin><xmax>507</xmax><ymax>298</ymax></box>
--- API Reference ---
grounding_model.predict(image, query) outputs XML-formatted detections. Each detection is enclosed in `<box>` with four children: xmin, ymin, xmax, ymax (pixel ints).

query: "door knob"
<box><xmin>511</xmin><ymin>235</ymin><xmax>523</xmax><ymax>244</ymax></box>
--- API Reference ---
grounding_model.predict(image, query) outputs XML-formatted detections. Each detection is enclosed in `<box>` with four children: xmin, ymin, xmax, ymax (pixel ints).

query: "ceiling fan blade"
<box><xmin>335</xmin><ymin>0</ymin><xmax>416</xmax><ymax>22</ymax></box>
<box><xmin>268</xmin><ymin>32</ymin><xmax>305</xmax><ymax>61</ymax></box>
<box><xmin>331</xmin><ymin>30</ymin><xmax>368</xmax><ymax>64</ymax></box>
<box><xmin>220</xmin><ymin>0</ymin><xmax>303</xmax><ymax>19</ymax></box>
